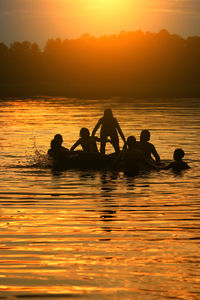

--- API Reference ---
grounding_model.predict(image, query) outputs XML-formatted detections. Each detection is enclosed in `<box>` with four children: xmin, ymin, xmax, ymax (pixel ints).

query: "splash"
<box><xmin>27</xmin><ymin>137</ymin><xmax>52</xmax><ymax>168</ymax></box>
<box><xmin>3</xmin><ymin>138</ymin><xmax>53</xmax><ymax>169</ymax></box>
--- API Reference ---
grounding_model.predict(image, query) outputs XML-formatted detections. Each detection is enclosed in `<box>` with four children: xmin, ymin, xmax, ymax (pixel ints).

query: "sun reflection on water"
<box><xmin>0</xmin><ymin>98</ymin><xmax>200</xmax><ymax>298</ymax></box>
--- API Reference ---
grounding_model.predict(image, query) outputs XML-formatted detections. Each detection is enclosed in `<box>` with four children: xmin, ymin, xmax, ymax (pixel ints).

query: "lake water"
<box><xmin>0</xmin><ymin>97</ymin><xmax>200</xmax><ymax>299</ymax></box>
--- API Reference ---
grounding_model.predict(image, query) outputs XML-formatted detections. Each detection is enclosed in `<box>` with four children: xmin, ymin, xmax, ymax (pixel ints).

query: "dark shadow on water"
<box><xmin>100</xmin><ymin>172</ymin><xmax>119</xmax><ymax>194</ymax></box>
<box><xmin>125</xmin><ymin>175</ymin><xmax>136</xmax><ymax>190</ymax></box>
<box><xmin>51</xmin><ymin>169</ymin><xmax>65</xmax><ymax>177</ymax></box>
<box><xmin>78</xmin><ymin>172</ymin><xmax>96</xmax><ymax>181</ymax></box>
<box><xmin>172</xmin><ymin>168</ymin><xmax>190</xmax><ymax>177</ymax></box>
<box><xmin>98</xmin><ymin>172</ymin><xmax>120</xmax><ymax>233</ymax></box>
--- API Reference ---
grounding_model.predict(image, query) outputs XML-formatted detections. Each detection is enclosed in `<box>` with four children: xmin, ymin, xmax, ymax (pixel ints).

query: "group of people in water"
<box><xmin>47</xmin><ymin>108</ymin><xmax>190</xmax><ymax>173</ymax></box>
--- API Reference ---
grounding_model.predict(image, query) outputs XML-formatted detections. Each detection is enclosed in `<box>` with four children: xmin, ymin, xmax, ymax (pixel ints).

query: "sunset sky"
<box><xmin>0</xmin><ymin>0</ymin><xmax>200</xmax><ymax>47</ymax></box>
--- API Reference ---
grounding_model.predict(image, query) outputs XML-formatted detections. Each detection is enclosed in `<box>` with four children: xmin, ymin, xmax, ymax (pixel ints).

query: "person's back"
<box><xmin>138</xmin><ymin>130</ymin><xmax>160</xmax><ymax>163</ymax></box>
<box><xmin>70</xmin><ymin>128</ymin><xmax>98</xmax><ymax>153</ymax></box>
<box><xmin>101</xmin><ymin>114</ymin><xmax>118</xmax><ymax>136</ymax></box>
<box><xmin>80</xmin><ymin>136</ymin><xmax>98</xmax><ymax>153</ymax></box>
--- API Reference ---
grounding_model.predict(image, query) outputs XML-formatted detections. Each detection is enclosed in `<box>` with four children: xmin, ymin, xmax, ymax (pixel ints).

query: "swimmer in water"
<box><xmin>92</xmin><ymin>108</ymin><xmax>126</xmax><ymax>154</ymax></box>
<box><xmin>163</xmin><ymin>148</ymin><xmax>190</xmax><ymax>172</ymax></box>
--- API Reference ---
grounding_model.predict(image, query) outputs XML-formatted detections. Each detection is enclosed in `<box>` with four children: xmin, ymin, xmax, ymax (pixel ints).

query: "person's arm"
<box><xmin>161</xmin><ymin>162</ymin><xmax>173</xmax><ymax>170</ymax></box>
<box><xmin>61</xmin><ymin>146</ymin><xmax>69</xmax><ymax>152</ymax></box>
<box><xmin>70</xmin><ymin>139</ymin><xmax>81</xmax><ymax>151</ymax></box>
<box><xmin>115</xmin><ymin>120</ymin><xmax>126</xmax><ymax>143</ymax></box>
<box><xmin>184</xmin><ymin>163</ymin><xmax>191</xmax><ymax>169</ymax></box>
<box><xmin>123</xmin><ymin>140</ymin><xmax>127</xmax><ymax>150</ymax></box>
<box><xmin>142</xmin><ymin>155</ymin><xmax>158</xmax><ymax>170</ymax></box>
<box><xmin>151</xmin><ymin>145</ymin><xmax>160</xmax><ymax>163</ymax></box>
<box><xmin>92</xmin><ymin>118</ymin><xmax>102</xmax><ymax>136</ymax></box>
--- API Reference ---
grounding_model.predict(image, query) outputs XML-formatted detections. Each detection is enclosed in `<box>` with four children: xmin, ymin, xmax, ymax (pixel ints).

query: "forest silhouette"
<box><xmin>0</xmin><ymin>30</ymin><xmax>199</xmax><ymax>98</ymax></box>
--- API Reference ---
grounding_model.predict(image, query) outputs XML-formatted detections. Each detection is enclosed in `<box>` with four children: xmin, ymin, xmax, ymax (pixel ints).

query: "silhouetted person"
<box><xmin>117</xmin><ymin>136</ymin><xmax>156</xmax><ymax>176</ymax></box>
<box><xmin>92</xmin><ymin>108</ymin><xmax>126</xmax><ymax>154</ymax></box>
<box><xmin>163</xmin><ymin>148</ymin><xmax>190</xmax><ymax>172</ymax></box>
<box><xmin>70</xmin><ymin>127</ymin><xmax>102</xmax><ymax>153</ymax></box>
<box><xmin>48</xmin><ymin>134</ymin><xmax>69</xmax><ymax>158</ymax></box>
<box><xmin>138</xmin><ymin>130</ymin><xmax>160</xmax><ymax>163</ymax></box>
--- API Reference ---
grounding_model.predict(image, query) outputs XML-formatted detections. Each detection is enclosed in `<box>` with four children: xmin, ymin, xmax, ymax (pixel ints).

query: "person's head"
<box><xmin>173</xmin><ymin>148</ymin><xmax>185</xmax><ymax>161</ymax></box>
<box><xmin>140</xmin><ymin>130</ymin><xmax>150</xmax><ymax>142</ymax></box>
<box><xmin>53</xmin><ymin>134</ymin><xmax>63</xmax><ymax>145</ymax></box>
<box><xmin>80</xmin><ymin>127</ymin><xmax>90</xmax><ymax>138</ymax></box>
<box><xmin>104</xmin><ymin>108</ymin><xmax>113</xmax><ymax>119</ymax></box>
<box><xmin>127</xmin><ymin>136</ymin><xmax>136</xmax><ymax>149</ymax></box>
<box><xmin>51</xmin><ymin>139</ymin><xmax>59</xmax><ymax>150</ymax></box>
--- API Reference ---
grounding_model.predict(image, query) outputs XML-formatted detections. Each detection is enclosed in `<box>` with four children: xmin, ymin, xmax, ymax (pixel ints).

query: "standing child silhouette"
<box><xmin>92</xmin><ymin>109</ymin><xmax>126</xmax><ymax>154</ymax></box>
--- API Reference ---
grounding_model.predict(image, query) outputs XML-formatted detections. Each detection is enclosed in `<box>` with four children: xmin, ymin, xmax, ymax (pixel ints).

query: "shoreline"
<box><xmin>0</xmin><ymin>83</ymin><xmax>200</xmax><ymax>99</ymax></box>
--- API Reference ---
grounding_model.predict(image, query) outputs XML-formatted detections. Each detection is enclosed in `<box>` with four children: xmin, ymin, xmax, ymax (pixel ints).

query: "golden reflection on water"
<box><xmin>0</xmin><ymin>98</ymin><xmax>200</xmax><ymax>299</ymax></box>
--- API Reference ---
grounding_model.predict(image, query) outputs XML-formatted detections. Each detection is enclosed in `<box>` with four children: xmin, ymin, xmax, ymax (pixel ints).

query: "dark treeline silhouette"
<box><xmin>0</xmin><ymin>30</ymin><xmax>200</xmax><ymax>97</ymax></box>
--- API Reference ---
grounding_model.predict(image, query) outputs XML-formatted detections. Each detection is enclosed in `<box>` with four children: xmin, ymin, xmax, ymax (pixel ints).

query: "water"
<box><xmin>0</xmin><ymin>97</ymin><xmax>200</xmax><ymax>299</ymax></box>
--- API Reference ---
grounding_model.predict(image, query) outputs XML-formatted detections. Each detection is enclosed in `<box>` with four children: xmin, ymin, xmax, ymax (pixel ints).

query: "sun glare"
<box><xmin>88</xmin><ymin>0</ymin><xmax>131</xmax><ymax>13</ymax></box>
<box><xmin>53</xmin><ymin>0</ymin><xmax>153</xmax><ymax>39</ymax></box>
<box><xmin>92</xmin><ymin>0</ymin><xmax>122</xmax><ymax>9</ymax></box>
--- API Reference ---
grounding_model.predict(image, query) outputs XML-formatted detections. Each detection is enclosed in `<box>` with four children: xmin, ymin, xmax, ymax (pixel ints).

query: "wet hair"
<box><xmin>104</xmin><ymin>108</ymin><xmax>113</xmax><ymax>118</ymax></box>
<box><xmin>140</xmin><ymin>129</ymin><xmax>150</xmax><ymax>142</ymax></box>
<box><xmin>127</xmin><ymin>136</ymin><xmax>136</xmax><ymax>148</ymax></box>
<box><xmin>80</xmin><ymin>127</ymin><xmax>90</xmax><ymax>138</ymax></box>
<box><xmin>174</xmin><ymin>148</ymin><xmax>185</xmax><ymax>160</ymax></box>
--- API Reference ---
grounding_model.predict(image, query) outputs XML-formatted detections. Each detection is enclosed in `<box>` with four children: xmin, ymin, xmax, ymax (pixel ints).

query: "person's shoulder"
<box><xmin>171</xmin><ymin>160</ymin><xmax>190</xmax><ymax>171</ymax></box>
<box><xmin>148</xmin><ymin>142</ymin><xmax>155</xmax><ymax>149</ymax></box>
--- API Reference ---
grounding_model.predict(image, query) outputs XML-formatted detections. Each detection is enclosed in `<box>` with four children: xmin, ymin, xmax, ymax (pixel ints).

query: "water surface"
<box><xmin>0</xmin><ymin>97</ymin><xmax>200</xmax><ymax>299</ymax></box>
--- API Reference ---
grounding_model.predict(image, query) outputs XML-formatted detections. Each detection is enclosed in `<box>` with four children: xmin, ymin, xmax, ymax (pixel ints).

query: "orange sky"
<box><xmin>0</xmin><ymin>0</ymin><xmax>200</xmax><ymax>46</ymax></box>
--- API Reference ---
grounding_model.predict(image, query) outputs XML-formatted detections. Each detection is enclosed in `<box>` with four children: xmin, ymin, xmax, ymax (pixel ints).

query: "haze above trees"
<box><xmin>0</xmin><ymin>30</ymin><xmax>199</xmax><ymax>97</ymax></box>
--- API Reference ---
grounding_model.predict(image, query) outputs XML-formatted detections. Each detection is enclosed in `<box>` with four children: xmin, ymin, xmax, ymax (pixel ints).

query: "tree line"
<box><xmin>0</xmin><ymin>29</ymin><xmax>200</xmax><ymax>97</ymax></box>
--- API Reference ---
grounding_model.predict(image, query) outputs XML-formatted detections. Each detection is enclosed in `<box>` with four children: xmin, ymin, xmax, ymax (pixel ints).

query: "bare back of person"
<box><xmin>138</xmin><ymin>141</ymin><xmax>156</xmax><ymax>160</ymax></box>
<box><xmin>138</xmin><ymin>130</ymin><xmax>160</xmax><ymax>163</ymax></box>
<box><xmin>80</xmin><ymin>136</ymin><xmax>98</xmax><ymax>153</ymax></box>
